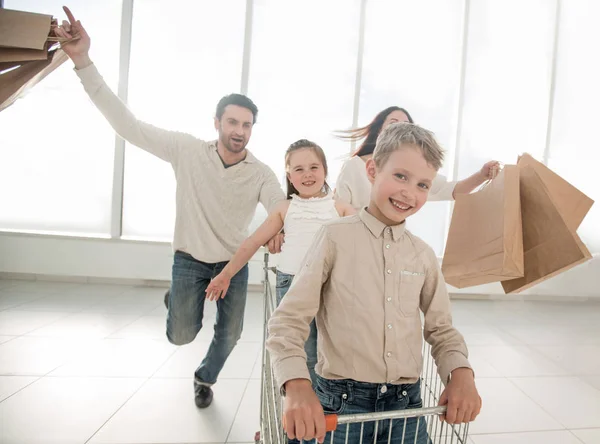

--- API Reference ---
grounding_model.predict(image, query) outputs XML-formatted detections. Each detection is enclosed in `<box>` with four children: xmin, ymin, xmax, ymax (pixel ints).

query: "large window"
<box><xmin>547</xmin><ymin>0</ymin><xmax>600</xmax><ymax>253</ymax></box>
<box><xmin>457</xmin><ymin>0</ymin><xmax>557</xmax><ymax>178</ymax></box>
<box><xmin>359</xmin><ymin>0</ymin><xmax>465</xmax><ymax>256</ymax></box>
<box><xmin>121</xmin><ymin>0</ymin><xmax>247</xmax><ymax>240</ymax></box>
<box><xmin>2</xmin><ymin>0</ymin><xmax>599</xmax><ymax>259</ymax></box>
<box><xmin>0</xmin><ymin>0</ymin><xmax>122</xmax><ymax>235</ymax></box>
<box><xmin>245</xmin><ymin>0</ymin><xmax>361</xmax><ymax>230</ymax></box>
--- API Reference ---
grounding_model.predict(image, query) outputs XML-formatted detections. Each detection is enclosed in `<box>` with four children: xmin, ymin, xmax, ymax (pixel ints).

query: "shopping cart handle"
<box><xmin>325</xmin><ymin>414</ymin><xmax>338</xmax><ymax>432</ymax></box>
<box><xmin>282</xmin><ymin>415</ymin><xmax>339</xmax><ymax>434</ymax></box>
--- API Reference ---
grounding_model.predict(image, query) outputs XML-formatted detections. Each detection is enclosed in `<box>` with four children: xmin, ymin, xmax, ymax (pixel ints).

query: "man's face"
<box><xmin>214</xmin><ymin>105</ymin><xmax>254</xmax><ymax>153</ymax></box>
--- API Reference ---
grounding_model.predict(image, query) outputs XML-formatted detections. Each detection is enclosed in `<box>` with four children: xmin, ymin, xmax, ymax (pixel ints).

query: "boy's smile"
<box><xmin>366</xmin><ymin>147</ymin><xmax>437</xmax><ymax>226</ymax></box>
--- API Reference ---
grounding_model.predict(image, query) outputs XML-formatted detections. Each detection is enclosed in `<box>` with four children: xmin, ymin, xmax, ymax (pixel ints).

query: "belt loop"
<box><xmin>345</xmin><ymin>380</ymin><xmax>355</xmax><ymax>402</ymax></box>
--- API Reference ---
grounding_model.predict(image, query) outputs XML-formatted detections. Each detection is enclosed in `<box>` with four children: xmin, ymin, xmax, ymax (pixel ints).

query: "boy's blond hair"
<box><xmin>373</xmin><ymin>122</ymin><xmax>444</xmax><ymax>171</ymax></box>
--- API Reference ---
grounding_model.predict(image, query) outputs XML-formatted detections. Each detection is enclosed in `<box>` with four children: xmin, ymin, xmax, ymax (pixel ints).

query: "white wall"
<box><xmin>1</xmin><ymin>232</ymin><xmax>598</xmax><ymax>299</ymax></box>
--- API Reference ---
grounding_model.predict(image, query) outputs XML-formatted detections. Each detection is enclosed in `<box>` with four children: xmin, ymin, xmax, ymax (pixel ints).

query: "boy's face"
<box><xmin>366</xmin><ymin>146</ymin><xmax>437</xmax><ymax>225</ymax></box>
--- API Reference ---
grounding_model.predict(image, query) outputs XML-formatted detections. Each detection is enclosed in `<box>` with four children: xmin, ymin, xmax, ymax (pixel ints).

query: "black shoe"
<box><xmin>164</xmin><ymin>290</ymin><xmax>169</xmax><ymax>309</ymax></box>
<box><xmin>194</xmin><ymin>380</ymin><xmax>213</xmax><ymax>408</ymax></box>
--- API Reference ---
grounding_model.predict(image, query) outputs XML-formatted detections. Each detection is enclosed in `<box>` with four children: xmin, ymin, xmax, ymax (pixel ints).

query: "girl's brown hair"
<box><xmin>285</xmin><ymin>139</ymin><xmax>331</xmax><ymax>199</ymax></box>
<box><xmin>336</xmin><ymin>106</ymin><xmax>414</xmax><ymax>157</ymax></box>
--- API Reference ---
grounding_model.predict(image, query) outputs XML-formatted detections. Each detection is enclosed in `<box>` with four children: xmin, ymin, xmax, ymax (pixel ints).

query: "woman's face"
<box><xmin>381</xmin><ymin>110</ymin><xmax>411</xmax><ymax>132</ymax></box>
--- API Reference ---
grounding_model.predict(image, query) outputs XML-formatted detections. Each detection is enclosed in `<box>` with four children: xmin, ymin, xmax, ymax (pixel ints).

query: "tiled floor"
<box><xmin>0</xmin><ymin>279</ymin><xmax>599</xmax><ymax>444</ymax></box>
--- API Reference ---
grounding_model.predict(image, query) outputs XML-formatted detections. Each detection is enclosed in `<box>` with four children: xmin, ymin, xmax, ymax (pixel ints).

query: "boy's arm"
<box><xmin>420</xmin><ymin>247</ymin><xmax>471</xmax><ymax>384</ymax></box>
<box><xmin>266</xmin><ymin>226</ymin><xmax>334</xmax><ymax>389</ymax></box>
<box><xmin>266</xmin><ymin>226</ymin><xmax>333</xmax><ymax>442</ymax></box>
<box><xmin>420</xmin><ymin>247</ymin><xmax>481</xmax><ymax>424</ymax></box>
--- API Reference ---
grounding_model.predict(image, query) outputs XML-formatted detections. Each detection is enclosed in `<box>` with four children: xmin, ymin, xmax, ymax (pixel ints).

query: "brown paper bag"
<box><xmin>0</xmin><ymin>9</ymin><xmax>53</xmax><ymax>50</ymax></box>
<box><xmin>501</xmin><ymin>160</ymin><xmax>594</xmax><ymax>294</ymax></box>
<box><xmin>517</xmin><ymin>153</ymin><xmax>593</xmax><ymax>230</ymax></box>
<box><xmin>0</xmin><ymin>45</ymin><xmax>49</xmax><ymax>63</ymax></box>
<box><xmin>442</xmin><ymin>165</ymin><xmax>524</xmax><ymax>288</ymax></box>
<box><xmin>0</xmin><ymin>47</ymin><xmax>68</xmax><ymax>112</ymax></box>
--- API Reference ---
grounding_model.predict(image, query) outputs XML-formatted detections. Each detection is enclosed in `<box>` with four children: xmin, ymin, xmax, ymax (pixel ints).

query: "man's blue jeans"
<box><xmin>166</xmin><ymin>251</ymin><xmax>248</xmax><ymax>385</ymax></box>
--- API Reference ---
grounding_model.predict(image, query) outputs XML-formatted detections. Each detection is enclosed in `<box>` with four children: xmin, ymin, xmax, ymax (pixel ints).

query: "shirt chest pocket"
<box><xmin>397</xmin><ymin>269</ymin><xmax>426</xmax><ymax>317</ymax></box>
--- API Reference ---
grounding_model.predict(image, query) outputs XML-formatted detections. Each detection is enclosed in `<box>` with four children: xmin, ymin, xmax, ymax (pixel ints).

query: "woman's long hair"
<box><xmin>336</xmin><ymin>106</ymin><xmax>414</xmax><ymax>157</ymax></box>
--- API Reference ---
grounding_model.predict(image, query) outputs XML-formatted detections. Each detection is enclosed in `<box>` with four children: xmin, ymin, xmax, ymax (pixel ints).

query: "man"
<box><xmin>55</xmin><ymin>7</ymin><xmax>285</xmax><ymax>408</ymax></box>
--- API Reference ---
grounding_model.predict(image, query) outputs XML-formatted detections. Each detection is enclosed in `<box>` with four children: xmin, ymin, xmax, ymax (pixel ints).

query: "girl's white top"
<box><xmin>277</xmin><ymin>193</ymin><xmax>340</xmax><ymax>275</ymax></box>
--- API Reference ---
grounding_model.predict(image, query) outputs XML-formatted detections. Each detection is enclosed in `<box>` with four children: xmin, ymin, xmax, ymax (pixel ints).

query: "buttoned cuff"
<box><xmin>273</xmin><ymin>356</ymin><xmax>312</xmax><ymax>395</ymax></box>
<box><xmin>438</xmin><ymin>352</ymin><xmax>472</xmax><ymax>386</ymax></box>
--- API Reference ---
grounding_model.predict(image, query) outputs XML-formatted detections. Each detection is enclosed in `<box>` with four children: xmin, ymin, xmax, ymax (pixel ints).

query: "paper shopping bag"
<box><xmin>0</xmin><ymin>46</ymin><xmax>68</xmax><ymax>112</ymax></box>
<box><xmin>0</xmin><ymin>8</ymin><xmax>53</xmax><ymax>50</ymax></box>
<box><xmin>517</xmin><ymin>153</ymin><xmax>593</xmax><ymax>230</ymax></box>
<box><xmin>501</xmin><ymin>160</ymin><xmax>594</xmax><ymax>294</ymax></box>
<box><xmin>442</xmin><ymin>165</ymin><xmax>524</xmax><ymax>288</ymax></box>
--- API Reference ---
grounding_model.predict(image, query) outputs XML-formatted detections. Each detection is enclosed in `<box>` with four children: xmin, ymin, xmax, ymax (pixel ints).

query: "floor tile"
<box><xmin>0</xmin><ymin>335</ymin><xmax>17</xmax><ymax>345</ymax></box>
<box><xmin>467</xmin><ymin>378</ymin><xmax>563</xmax><ymax>434</ymax></box>
<box><xmin>580</xmin><ymin>375</ymin><xmax>600</xmax><ymax>391</ymax></box>
<box><xmin>0</xmin><ymin>290</ymin><xmax>46</xmax><ymax>310</ymax></box>
<box><xmin>467</xmin><ymin>345</ymin><xmax>569</xmax><ymax>377</ymax></box>
<box><xmin>89</xmin><ymin>378</ymin><xmax>246</xmax><ymax>443</ymax></box>
<box><xmin>510</xmin><ymin>377</ymin><xmax>600</xmax><ymax>429</ymax></box>
<box><xmin>0</xmin><ymin>376</ymin><xmax>145</xmax><ymax>444</ymax></box>
<box><xmin>0</xmin><ymin>310</ymin><xmax>69</xmax><ymax>335</ymax></box>
<box><xmin>470</xmin><ymin>430</ymin><xmax>583</xmax><ymax>444</ymax></box>
<box><xmin>0</xmin><ymin>336</ymin><xmax>93</xmax><ymax>375</ymax></box>
<box><xmin>0</xmin><ymin>375</ymin><xmax>39</xmax><ymax>401</ymax></box>
<box><xmin>228</xmin><ymin>379</ymin><xmax>260</xmax><ymax>443</ymax></box>
<box><xmin>571</xmin><ymin>428</ymin><xmax>600</xmax><ymax>444</ymax></box>
<box><xmin>535</xmin><ymin>345</ymin><xmax>600</xmax><ymax>375</ymax></box>
<box><xmin>51</xmin><ymin>338</ymin><xmax>177</xmax><ymax>378</ymax></box>
<box><xmin>25</xmin><ymin>313</ymin><xmax>139</xmax><ymax>339</ymax></box>
<box><xmin>109</xmin><ymin>315</ymin><xmax>167</xmax><ymax>340</ymax></box>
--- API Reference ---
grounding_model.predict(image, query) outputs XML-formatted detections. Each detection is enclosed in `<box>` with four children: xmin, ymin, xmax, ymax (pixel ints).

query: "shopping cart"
<box><xmin>255</xmin><ymin>252</ymin><xmax>471</xmax><ymax>444</ymax></box>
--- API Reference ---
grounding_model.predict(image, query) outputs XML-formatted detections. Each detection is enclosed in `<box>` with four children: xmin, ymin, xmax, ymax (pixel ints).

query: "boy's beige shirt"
<box><xmin>266</xmin><ymin>209</ymin><xmax>471</xmax><ymax>390</ymax></box>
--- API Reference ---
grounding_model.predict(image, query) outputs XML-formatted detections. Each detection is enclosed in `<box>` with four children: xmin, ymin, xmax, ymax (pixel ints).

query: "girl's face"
<box><xmin>381</xmin><ymin>110</ymin><xmax>411</xmax><ymax>132</ymax></box>
<box><xmin>287</xmin><ymin>148</ymin><xmax>327</xmax><ymax>198</ymax></box>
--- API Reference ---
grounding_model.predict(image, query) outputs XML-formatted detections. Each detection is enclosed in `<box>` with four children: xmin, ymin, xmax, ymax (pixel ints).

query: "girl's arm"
<box><xmin>206</xmin><ymin>201</ymin><xmax>288</xmax><ymax>300</ymax></box>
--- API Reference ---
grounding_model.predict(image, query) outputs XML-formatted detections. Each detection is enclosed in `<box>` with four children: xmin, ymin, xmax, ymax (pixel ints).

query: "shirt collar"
<box><xmin>359</xmin><ymin>207</ymin><xmax>406</xmax><ymax>241</ymax></box>
<box><xmin>209</xmin><ymin>140</ymin><xmax>256</xmax><ymax>164</ymax></box>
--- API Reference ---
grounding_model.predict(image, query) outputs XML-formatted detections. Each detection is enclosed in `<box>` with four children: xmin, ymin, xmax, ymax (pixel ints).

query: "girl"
<box><xmin>335</xmin><ymin>106</ymin><xmax>500</xmax><ymax>209</ymax></box>
<box><xmin>206</xmin><ymin>139</ymin><xmax>355</xmax><ymax>385</ymax></box>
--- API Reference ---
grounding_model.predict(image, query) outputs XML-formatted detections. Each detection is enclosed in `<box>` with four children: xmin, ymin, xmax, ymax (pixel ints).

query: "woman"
<box><xmin>335</xmin><ymin>106</ymin><xmax>499</xmax><ymax>209</ymax></box>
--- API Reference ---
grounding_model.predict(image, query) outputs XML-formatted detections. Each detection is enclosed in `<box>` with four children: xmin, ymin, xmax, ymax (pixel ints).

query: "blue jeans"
<box><xmin>276</xmin><ymin>271</ymin><xmax>318</xmax><ymax>386</ymax></box>
<box><xmin>316</xmin><ymin>376</ymin><xmax>431</xmax><ymax>444</ymax></box>
<box><xmin>166</xmin><ymin>251</ymin><xmax>248</xmax><ymax>385</ymax></box>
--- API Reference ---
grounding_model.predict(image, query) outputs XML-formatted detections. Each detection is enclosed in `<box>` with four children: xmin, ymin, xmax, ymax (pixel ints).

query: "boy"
<box><xmin>266</xmin><ymin>122</ymin><xmax>482</xmax><ymax>443</ymax></box>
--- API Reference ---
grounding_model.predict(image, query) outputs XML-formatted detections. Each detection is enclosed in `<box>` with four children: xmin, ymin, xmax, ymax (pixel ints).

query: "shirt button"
<box><xmin>386</xmin><ymin>269</ymin><xmax>392</xmax><ymax>274</ymax></box>
<box><xmin>402</xmin><ymin>390</ymin><xmax>408</xmax><ymax>396</ymax></box>
<box><xmin>385</xmin><ymin>244</ymin><xmax>390</xmax><ymax>249</ymax></box>
<box><xmin>387</xmin><ymin>297</ymin><xmax>392</xmax><ymax>302</ymax></box>
<box><xmin>380</xmin><ymin>385</ymin><xmax>388</xmax><ymax>394</ymax></box>
<box><xmin>387</xmin><ymin>352</ymin><xmax>392</xmax><ymax>357</ymax></box>
<box><xmin>387</xmin><ymin>324</ymin><xmax>392</xmax><ymax>329</ymax></box>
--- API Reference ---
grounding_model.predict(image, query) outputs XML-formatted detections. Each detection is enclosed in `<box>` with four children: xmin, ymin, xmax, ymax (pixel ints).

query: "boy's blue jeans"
<box><xmin>165</xmin><ymin>251</ymin><xmax>248</xmax><ymax>385</ymax></box>
<box><xmin>276</xmin><ymin>271</ymin><xmax>318</xmax><ymax>386</ymax></box>
<box><xmin>316</xmin><ymin>376</ymin><xmax>431</xmax><ymax>444</ymax></box>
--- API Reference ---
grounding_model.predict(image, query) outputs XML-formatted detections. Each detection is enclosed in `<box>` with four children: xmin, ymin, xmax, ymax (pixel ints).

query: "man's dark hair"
<box><xmin>215</xmin><ymin>94</ymin><xmax>259</xmax><ymax>124</ymax></box>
